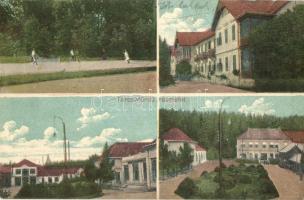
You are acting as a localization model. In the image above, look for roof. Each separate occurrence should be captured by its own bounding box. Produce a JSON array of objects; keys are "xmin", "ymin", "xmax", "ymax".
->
[
  {"xmin": 212, "ymin": 0, "xmax": 289, "ymax": 29},
  {"xmin": 195, "ymin": 144, "xmax": 206, "ymax": 151},
  {"xmin": 13, "ymin": 159, "xmax": 41, "ymax": 168},
  {"xmin": 161, "ymin": 128, "xmax": 195, "ymax": 143},
  {"xmin": 37, "ymin": 167, "xmax": 80, "ymax": 177},
  {"xmin": 175, "ymin": 30, "xmax": 215, "ymax": 46},
  {"xmin": 284, "ymin": 131, "xmax": 304, "ymax": 144},
  {"xmin": 238, "ymin": 128, "xmax": 290, "ymax": 140},
  {"xmin": 108, "ymin": 142, "xmax": 151, "ymax": 158},
  {"xmin": 280, "ymin": 143, "xmax": 304, "ymax": 153},
  {"xmin": 0, "ymin": 166, "xmax": 11, "ymax": 174}
]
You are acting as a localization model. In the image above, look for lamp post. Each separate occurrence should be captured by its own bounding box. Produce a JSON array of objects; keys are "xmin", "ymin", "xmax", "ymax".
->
[
  {"xmin": 218, "ymin": 98, "xmax": 229, "ymax": 196},
  {"xmin": 53, "ymin": 115, "xmax": 68, "ymax": 179}
]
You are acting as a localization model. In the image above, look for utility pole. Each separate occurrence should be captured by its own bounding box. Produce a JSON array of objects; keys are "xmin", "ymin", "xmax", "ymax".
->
[{"xmin": 54, "ymin": 116, "xmax": 68, "ymax": 180}]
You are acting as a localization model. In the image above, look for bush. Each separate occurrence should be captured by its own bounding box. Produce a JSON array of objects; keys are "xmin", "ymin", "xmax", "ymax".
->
[
  {"xmin": 233, "ymin": 69, "xmax": 240, "ymax": 76},
  {"xmin": 213, "ymin": 174, "xmax": 236, "ymax": 190},
  {"xmin": 238, "ymin": 174, "xmax": 251, "ymax": 184},
  {"xmin": 200, "ymin": 171, "xmax": 208, "ymax": 177},
  {"xmin": 259, "ymin": 178, "xmax": 279, "ymax": 197},
  {"xmin": 176, "ymin": 60, "xmax": 192, "ymax": 80},
  {"xmin": 255, "ymin": 79, "xmax": 304, "ymax": 92},
  {"xmin": 175, "ymin": 177, "xmax": 198, "ymax": 199}
]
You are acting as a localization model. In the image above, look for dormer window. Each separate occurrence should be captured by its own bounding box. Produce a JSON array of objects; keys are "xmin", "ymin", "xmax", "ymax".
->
[
  {"xmin": 16, "ymin": 169, "xmax": 21, "ymax": 175},
  {"xmin": 30, "ymin": 169, "xmax": 35, "ymax": 174}
]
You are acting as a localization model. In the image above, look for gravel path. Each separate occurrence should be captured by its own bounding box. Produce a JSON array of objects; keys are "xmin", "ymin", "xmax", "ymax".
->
[
  {"xmin": 264, "ymin": 165, "xmax": 304, "ymax": 200},
  {"xmin": 160, "ymin": 81, "xmax": 252, "ymax": 93},
  {"xmin": 100, "ymin": 189, "xmax": 156, "ymax": 199}
]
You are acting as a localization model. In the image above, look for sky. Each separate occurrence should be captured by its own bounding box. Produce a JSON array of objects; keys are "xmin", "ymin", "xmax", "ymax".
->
[
  {"xmin": 160, "ymin": 96, "xmax": 304, "ymax": 117},
  {"xmin": 0, "ymin": 96, "xmax": 157, "ymax": 164},
  {"xmin": 159, "ymin": 0, "xmax": 218, "ymax": 45}
]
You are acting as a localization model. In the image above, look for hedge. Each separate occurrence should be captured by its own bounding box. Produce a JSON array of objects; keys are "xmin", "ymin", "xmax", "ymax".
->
[{"xmin": 255, "ymin": 79, "xmax": 304, "ymax": 92}]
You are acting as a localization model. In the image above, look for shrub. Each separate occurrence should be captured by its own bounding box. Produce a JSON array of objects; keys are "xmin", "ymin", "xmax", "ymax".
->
[
  {"xmin": 255, "ymin": 79, "xmax": 304, "ymax": 92},
  {"xmin": 238, "ymin": 174, "xmax": 251, "ymax": 184},
  {"xmin": 200, "ymin": 171, "xmax": 208, "ymax": 177},
  {"xmin": 213, "ymin": 174, "xmax": 236, "ymax": 190},
  {"xmin": 233, "ymin": 69, "xmax": 240, "ymax": 76},
  {"xmin": 259, "ymin": 178, "xmax": 279, "ymax": 197},
  {"xmin": 176, "ymin": 60, "xmax": 192, "ymax": 80},
  {"xmin": 175, "ymin": 177, "xmax": 198, "ymax": 199}
]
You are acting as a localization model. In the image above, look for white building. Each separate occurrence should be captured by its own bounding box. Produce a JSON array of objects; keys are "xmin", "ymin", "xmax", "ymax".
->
[
  {"xmin": 101, "ymin": 140, "xmax": 157, "ymax": 191},
  {"xmin": 10, "ymin": 159, "xmax": 83, "ymax": 186},
  {"xmin": 161, "ymin": 128, "xmax": 207, "ymax": 166},
  {"xmin": 211, "ymin": 0, "xmax": 304, "ymax": 86}
]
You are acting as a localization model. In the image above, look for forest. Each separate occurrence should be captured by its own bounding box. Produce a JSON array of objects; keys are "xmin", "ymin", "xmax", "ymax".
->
[
  {"xmin": 0, "ymin": 0, "xmax": 156, "ymax": 59},
  {"xmin": 160, "ymin": 109, "xmax": 304, "ymax": 159}
]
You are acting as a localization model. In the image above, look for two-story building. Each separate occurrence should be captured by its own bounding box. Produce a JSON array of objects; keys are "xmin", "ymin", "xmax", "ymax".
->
[
  {"xmin": 161, "ymin": 128, "xmax": 207, "ymax": 166},
  {"xmin": 211, "ymin": 0, "xmax": 304, "ymax": 87},
  {"xmin": 99, "ymin": 140, "xmax": 157, "ymax": 191}
]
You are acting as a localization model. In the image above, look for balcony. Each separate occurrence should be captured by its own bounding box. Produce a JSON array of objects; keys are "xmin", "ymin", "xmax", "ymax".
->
[{"xmin": 194, "ymin": 49, "xmax": 215, "ymax": 62}]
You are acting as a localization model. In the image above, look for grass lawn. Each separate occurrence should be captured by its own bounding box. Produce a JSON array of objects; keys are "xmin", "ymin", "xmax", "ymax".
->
[
  {"xmin": 0, "ymin": 66, "xmax": 156, "ymax": 87},
  {"xmin": 0, "ymin": 56, "xmax": 31, "ymax": 63},
  {"xmin": 175, "ymin": 164, "xmax": 279, "ymax": 199}
]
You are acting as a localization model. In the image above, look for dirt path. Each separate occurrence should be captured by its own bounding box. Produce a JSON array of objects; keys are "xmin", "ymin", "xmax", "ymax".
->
[
  {"xmin": 0, "ymin": 71, "xmax": 156, "ymax": 93},
  {"xmin": 0, "ymin": 60, "xmax": 156, "ymax": 76},
  {"xmin": 159, "ymin": 160, "xmax": 237, "ymax": 199},
  {"xmin": 160, "ymin": 81, "xmax": 252, "ymax": 93},
  {"xmin": 264, "ymin": 165, "xmax": 304, "ymax": 200},
  {"xmin": 100, "ymin": 189, "xmax": 156, "ymax": 199}
]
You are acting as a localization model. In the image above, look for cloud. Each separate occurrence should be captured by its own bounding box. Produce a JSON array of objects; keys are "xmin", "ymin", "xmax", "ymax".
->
[
  {"xmin": 77, "ymin": 107, "xmax": 111, "ymax": 131},
  {"xmin": 203, "ymin": 99, "xmax": 224, "ymax": 110},
  {"xmin": 43, "ymin": 127, "xmax": 56, "ymax": 139},
  {"xmin": 238, "ymin": 98, "xmax": 275, "ymax": 116},
  {"xmin": 159, "ymin": 8, "xmax": 208, "ymax": 45},
  {"xmin": 0, "ymin": 121, "xmax": 29, "ymax": 141},
  {"xmin": 76, "ymin": 128, "xmax": 122, "ymax": 148}
]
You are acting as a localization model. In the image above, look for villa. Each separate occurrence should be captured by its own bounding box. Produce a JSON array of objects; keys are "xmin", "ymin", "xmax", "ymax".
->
[
  {"xmin": 237, "ymin": 128, "xmax": 304, "ymax": 163},
  {"xmin": 0, "ymin": 159, "xmax": 83, "ymax": 187},
  {"xmin": 98, "ymin": 140, "xmax": 157, "ymax": 191},
  {"xmin": 161, "ymin": 128, "xmax": 207, "ymax": 166},
  {"xmin": 170, "ymin": 0, "xmax": 304, "ymax": 87}
]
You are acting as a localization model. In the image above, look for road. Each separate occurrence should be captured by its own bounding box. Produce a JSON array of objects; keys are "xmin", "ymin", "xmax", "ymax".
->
[
  {"xmin": 159, "ymin": 160, "xmax": 237, "ymax": 199},
  {"xmin": 160, "ymin": 81, "xmax": 252, "ymax": 93},
  {"xmin": 0, "ymin": 71, "xmax": 156, "ymax": 93},
  {"xmin": 0, "ymin": 60, "xmax": 156, "ymax": 76},
  {"xmin": 100, "ymin": 189, "xmax": 156, "ymax": 199},
  {"xmin": 264, "ymin": 165, "xmax": 304, "ymax": 200}
]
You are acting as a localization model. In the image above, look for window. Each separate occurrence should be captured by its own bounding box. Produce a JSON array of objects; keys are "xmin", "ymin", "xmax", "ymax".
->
[
  {"xmin": 132, "ymin": 162, "xmax": 139, "ymax": 181},
  {"xmin": 217, "ymin": 32, "xmax": 222, "ymax": 46},
  {"xmin": 30, "ymin": 177, "xmax": 36, "ymax": 184},
  {"xmin": 225, "ymin": 29, "xmax": 228, "ymax": 43},
  {"xmin": 262, "ymin": 144, "xmax": 267, "ymax": 148},
  {"xmin": 225, "ymin": 57, "xmax": 229, "ymax": 71},
  {"xmin": 233, "ymin": 55, "xmax": 237, "ymax": 71},
  {"xmin": 16, "ymin": 169, "xmax": 21, "ymax": 175},
  {"xmin": 55, "ymin": 177, "xmax": 59, "ymax": 182},
  {"xmin": 30, "ymin": 169, "xmax": 35, "ymax": 174},
  {"xmin": 232, "ymin": 24, "xmax": 236, "ymax": 41},
  {"xmin": 15, "ymin": 177, "xmax": 21, "ymax": 186},
  {"xmin": 124, "ymin": 165, "xmax": 129, "ymax": 181},
  {"xmin": 208, "ymin": 41, "xmax": 211, "ymax": 49},
  {"xmin": 241, "ymin": 144, "xmax": 246, "ymax": 148},
  {"xmin": 22, "ymin": 169, "xmax": 29, "ymax": 176},
  {"xmin": 48, "ymin": 177, "xmax": 52, "ymax": 183},
  {"xmin": 217, "ymin": 58, "xmax": 222, "ymax": 72},
  {"xmin": 151, "ymin": 159, "xmax": 157, "ymax": 182},
  {"xmin": 249, "ymin": 144, "xmax": 253, "ymax": 148},
  {"xmin": 255, "ymin": 144, "xmax": 258, "ymax": 148}
]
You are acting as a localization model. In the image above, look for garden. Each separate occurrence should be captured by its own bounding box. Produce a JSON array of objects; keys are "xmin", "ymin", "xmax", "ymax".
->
[{"xmin": 175, "ymin": 164, "xmax": 279, "ymax": 199}]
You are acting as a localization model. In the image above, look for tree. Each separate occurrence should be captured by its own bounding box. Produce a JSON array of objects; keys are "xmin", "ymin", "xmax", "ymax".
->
[
  {"xmin": 176, "ymin": 60, "xmax": 192, "ymax": 80},
  {"xmin": 97, "ymin": 142, "xmax": 114, "ymax": 184},
  {"xmin": 84, "ymin": 155, "xmax": 98, "ymax": 182},
  {"xmin": 178, "ymin": 143, "xmax": 194, "ymax": 169},
  {"xmin": 159, "ymin": 38, "xmax": 174, "ymax": 86}
]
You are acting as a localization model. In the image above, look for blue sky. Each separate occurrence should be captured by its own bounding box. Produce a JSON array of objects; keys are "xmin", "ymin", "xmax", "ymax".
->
[
  {"xmin": 160, "ymin": 96, "xmax": 304, "ymax": 117},
  {"xmin": 0, "ymin": 96, "xmax": 157, "ymax": 164},
  {"xmin": 159, "ymin": 0, "xmax": 218, "ymax": 45}
]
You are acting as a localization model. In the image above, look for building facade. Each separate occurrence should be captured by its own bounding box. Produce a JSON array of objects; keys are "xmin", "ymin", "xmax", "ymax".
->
[
  {"xmin": 169, "ymin": 0, "xmax": 304, "ymax": 87},
  {"xmin": 161, "ymin": 128, "xmax": 207, "ymax": 166},
  {"xmin": 104, "ymin": 140, "xmax": 157, "ymax": 191},
  {"xmin": 6, "ymin": 159, "xmax": 83, "ymax": 187}
]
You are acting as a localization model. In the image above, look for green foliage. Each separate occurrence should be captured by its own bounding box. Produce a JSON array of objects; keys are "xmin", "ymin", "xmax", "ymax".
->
[
  {"xmin": 175, "ymin": 177, "xmax": 198, "ymax": 199},
  {"xmin": 176, "ymin": 60, "xmax": 192, "ymax": 80},
  {"xmin": 0, "ymin": 0, "xmax": 156, "ymax": 60},
  {"xmin": 181, "ymin": 164, "xmax": 279, "ymax": 199},
  {"xmin": 178, "ymin": 143, "xmax": 194, "ymax": 169},
  {"xmin": 255, "ymin": 79, "xmax": 304, "ymax": 92},
  {"xmin": 159, "ymin": 38, "xmax": 174, "ymax": 86},
  {"xmin": 98, "ymin": 142, "xmax": 114, "ymax": 183},
  {"xmin": 249, "ymin": 5, "xmax": 304, "ymax": 80},
  {"xmin": 159, "ymin": 109, "xmax": 304, "ymax": 160},
  {"xmin": 15, "ymin": 180, "xmax": 102, "ymax": 198}
]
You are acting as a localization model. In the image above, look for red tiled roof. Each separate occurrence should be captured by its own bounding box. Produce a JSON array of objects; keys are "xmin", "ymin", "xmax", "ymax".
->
[
  {"xmin": 195, "ymin": 144, "xmax": 206, "ymax": 151},
  {"xmin": 13, "ymin": 159, "xmax": 41, "ymax": 168},
  {"xmin": 219, "ymin": 0, "xmax": 289, "ymax": 19},
  {"xmin": 37, "ymin": 167, "xmax": 80, "ymax": 177},
  {"xmin": 238, "ymin": 128, "xmax": 290, "ymax": 140},
  {"xmin": 175, "ymin": 30, "xmax": 215, "ymax": 46},
  {"xmin": 162, "ymin": 128, "xmax": 194, "ymax": 143},
  {"xmin": 108, "ymin": 142, "xmax": 151, "ymax": 158},
  {"xmin": 284, "ymin": 131, "xmax": 304, "ymax": 144},
  {"xmin": 0, "ymin": 166, "xmax": 11, "ymax": 174}
]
